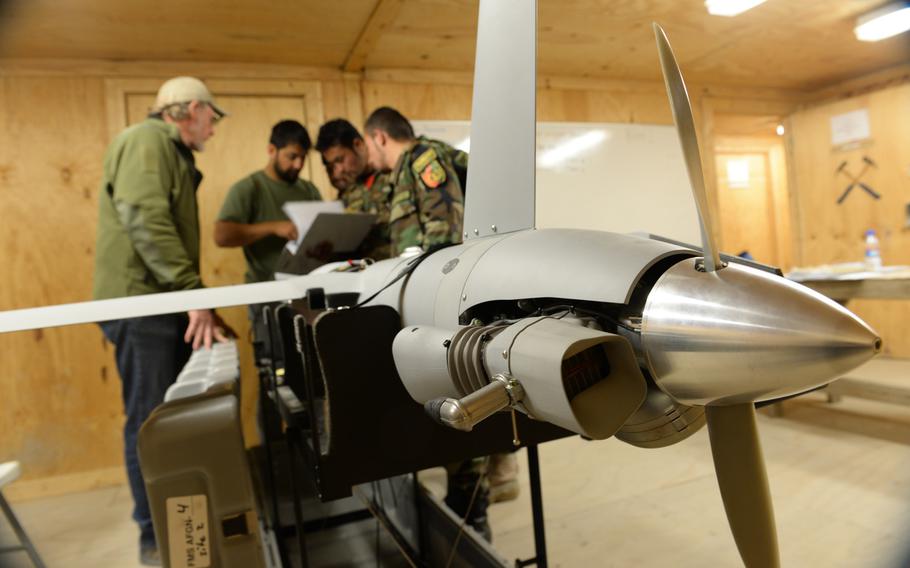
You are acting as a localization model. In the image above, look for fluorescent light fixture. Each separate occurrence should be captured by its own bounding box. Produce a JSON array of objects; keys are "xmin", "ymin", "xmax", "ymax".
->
[
  {"xmin": 538, "ymin": 130, "xmax": 608, "ymax": 169},
  {"xmin": 705, "ymin": 0, "xmax": 767, "ymax": 17},
  {"xmin": 455, "ymin": 136, "xmax": 471, "ymax": 152},
  {"xmin": 776, "ymin": 123, "xmax": 785, "ymax": 136},
  {"xmin": 855, "ymin": 1, "xmax": 910, "ymax": 41}
]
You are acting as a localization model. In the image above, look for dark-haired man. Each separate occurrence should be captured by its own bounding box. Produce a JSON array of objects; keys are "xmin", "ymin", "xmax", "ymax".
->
[
  {"xmin": 315, "ymin": 118, "xmax": 392, "ymax": 259},
  {"xmin": 215, "ymin": 119, "xmax": 322, "ymax": 283},
  {"xmin": 361, "ymin": 106, "xmax": 507, "ymax": 539},
  {"xmin": 363, "ymin": 106, "xmax": 467, "ymax": 256}
]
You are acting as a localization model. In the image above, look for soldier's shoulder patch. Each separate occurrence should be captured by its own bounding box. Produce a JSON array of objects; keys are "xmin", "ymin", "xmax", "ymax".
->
[
  {"xmin": 411, "ymin": 145, "xmax": 438, "ymax": 174},
  {"xmin": 419, "ymin": 160, "xmax": 447, "ymax": 189}
]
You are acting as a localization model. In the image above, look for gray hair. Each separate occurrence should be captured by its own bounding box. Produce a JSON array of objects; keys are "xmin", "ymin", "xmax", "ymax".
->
[{"xmin": 158, "ymin": 102, "xmax": 192, "ymax": 121}]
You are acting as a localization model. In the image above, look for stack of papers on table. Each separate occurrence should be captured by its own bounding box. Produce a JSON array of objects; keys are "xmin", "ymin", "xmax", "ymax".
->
[{"xmin": 787, "ymin": 262, "xmax": 910, "ymax": 282}]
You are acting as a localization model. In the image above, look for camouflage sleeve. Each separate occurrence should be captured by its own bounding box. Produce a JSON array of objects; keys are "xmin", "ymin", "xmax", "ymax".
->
[
  {"xmin": 411, "ymin": 147, "xmax": 465, "ymax": 252},
  {"xmin": 341, "ymin": 183, "xmax": 365, "ymax": 212},
  {"xmin": 387, "ymin": 170, "xmax": 422, "ymax": 255}
]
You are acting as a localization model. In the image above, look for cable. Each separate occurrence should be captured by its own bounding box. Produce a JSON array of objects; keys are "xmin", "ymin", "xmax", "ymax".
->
[
  {"xmin": 373, "ymin": 480, "xmax": 381, "ymax": 568},
  {"xmin": 539, "ymin": 303, "xmax": 637, "ymax": 333},
  {"xmin": 354, "ymin": 245, "xmax": 454, "ymax": 308},
  {"xmin": 444, "ymin": 456, "xmax": 491, "ymax": 568},
  {"xmin": 356, "ymin": 483, "xmax": 419, "ymax": 568}
]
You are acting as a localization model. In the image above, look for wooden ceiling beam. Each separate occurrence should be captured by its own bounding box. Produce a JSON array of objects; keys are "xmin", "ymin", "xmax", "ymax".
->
[
  {"xmin": 0, "ymin": 58, "xmax": 345, "ymax": 81},
  {"xmin": 343, "ymin": 0, "xmax": 405, "ymax": 73},
  {"xmin": 807, "ymin": 63, "xmax": 910, "ymax": 105}
]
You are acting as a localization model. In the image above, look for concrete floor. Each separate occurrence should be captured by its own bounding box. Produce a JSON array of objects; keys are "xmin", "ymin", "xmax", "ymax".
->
[{"xmin": 3, "ymin": 373, "xmax": 910, "ymax": 567}]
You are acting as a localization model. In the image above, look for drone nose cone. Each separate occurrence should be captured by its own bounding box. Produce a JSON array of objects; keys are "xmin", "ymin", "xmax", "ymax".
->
[{"xmin": 641, "ymin": 258, "xmax": 880, "ymax": 406}]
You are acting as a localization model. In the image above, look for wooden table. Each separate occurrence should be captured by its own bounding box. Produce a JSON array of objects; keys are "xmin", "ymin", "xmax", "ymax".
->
[
  {"xmin": 799, "ymin": 275, "xmax": 910, "ymax": 302},
  {"xmin": 785, "ymin": 271, "xmax": 910, "ymax": 410}
]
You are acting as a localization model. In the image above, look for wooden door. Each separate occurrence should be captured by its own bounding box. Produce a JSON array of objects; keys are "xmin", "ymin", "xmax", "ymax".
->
[{"xmin": 715, "ymin": 153, "xmax": 778, "ymax": 266}]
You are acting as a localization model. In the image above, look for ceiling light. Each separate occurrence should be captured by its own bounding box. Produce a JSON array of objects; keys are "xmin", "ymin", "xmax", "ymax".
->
[
  {"xmin": 776, "ymin": 124, "xmax": 785, "ymax": 136},
  {"xmin": 705, "ymin": 0, "xmax": 767, "ymax": 17},
  {"xmin": 855, "ymin": 2, "xmax": 910, "ymax": 41}
]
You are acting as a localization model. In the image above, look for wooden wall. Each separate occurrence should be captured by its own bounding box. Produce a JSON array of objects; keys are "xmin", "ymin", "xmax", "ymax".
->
[
  {"xmin": 0, "ymin": 58, "xmax": 808, "ymax": 498},
  {"xmin": 0, "ymin": 61, "xmax": 353, "ymax": 500},
  {"xmin": 788, "ymin": 82, "xmax": 910, "ymax": 357}
]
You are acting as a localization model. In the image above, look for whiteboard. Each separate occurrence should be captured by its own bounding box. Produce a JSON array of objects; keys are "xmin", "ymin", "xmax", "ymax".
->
[{"xmin": 413, "ymin": 120, "xmax": 700, "ymax": 245}]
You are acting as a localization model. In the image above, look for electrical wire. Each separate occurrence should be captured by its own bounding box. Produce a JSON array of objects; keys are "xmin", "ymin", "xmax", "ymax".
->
[
  {"xmin": 354, "ymin": 245, "xmax": 454, "ymax": 308},
  {"xmin": 444, "ymin": 456, "xmax": 491, "ymax": 568},
  {"xmin": 538, "ymin": 303, "xmax": 638, "ymax": 333}
]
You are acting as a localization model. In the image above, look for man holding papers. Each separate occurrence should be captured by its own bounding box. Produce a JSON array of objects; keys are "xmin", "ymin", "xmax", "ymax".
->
[
  {"xmin": 316, "ymin": 118, "xmax": 393, "ymax": 260},
  {"xmin": 215, "ymin": 120, "xmax": 322, "ymax": 282}
]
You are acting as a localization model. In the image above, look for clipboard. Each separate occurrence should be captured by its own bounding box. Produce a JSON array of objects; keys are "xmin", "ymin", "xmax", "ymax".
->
[
  {"xmin": 275, "ymin": 212, "xmax": 378, "ymax": 276},
  {"xmin": 296, "ymin": 212, "xmax": 377, "ymax": 255}
]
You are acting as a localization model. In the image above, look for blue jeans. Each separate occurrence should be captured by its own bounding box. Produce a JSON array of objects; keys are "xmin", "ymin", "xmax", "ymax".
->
[{"xmin": 100, "ymin": 313, "xmax": 192, "ymax": 549}]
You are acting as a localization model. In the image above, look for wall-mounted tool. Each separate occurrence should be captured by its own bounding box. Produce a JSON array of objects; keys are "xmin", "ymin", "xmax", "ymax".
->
[{"xmin": 836, "ymin": 155, "xmax": 881, "ymax": 204}]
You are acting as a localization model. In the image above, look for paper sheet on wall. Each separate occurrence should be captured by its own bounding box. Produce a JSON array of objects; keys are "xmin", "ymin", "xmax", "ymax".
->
[
  {"xmin": 283, "ymin": 200, "xmax": 344, "ymax": 254},
  {"xmin": 830, "ymin": 109, "xmax": 870, "ymax": 146}
]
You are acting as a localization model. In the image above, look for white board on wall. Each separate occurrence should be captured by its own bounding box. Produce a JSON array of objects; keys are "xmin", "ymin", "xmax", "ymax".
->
[{"xmin": 413, "ymin": 120, "xmax": 700, "ymax": 245}]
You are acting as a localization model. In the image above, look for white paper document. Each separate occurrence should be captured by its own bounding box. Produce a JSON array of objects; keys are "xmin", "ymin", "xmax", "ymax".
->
[
  {"xmin": 283, "ymin": 200, "xmax": 344, "ymax": 254},
  {"xmin": 830, "ymin": 109, "xmax": 870, "ymax": 146}
]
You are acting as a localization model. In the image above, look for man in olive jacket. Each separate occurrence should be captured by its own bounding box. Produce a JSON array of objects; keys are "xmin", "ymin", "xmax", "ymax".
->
[{"xmin": 93, "ymin": 76, "xmax": 228, "ymax": 566}]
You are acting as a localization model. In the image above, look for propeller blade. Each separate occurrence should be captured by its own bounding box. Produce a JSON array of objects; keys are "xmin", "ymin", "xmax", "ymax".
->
[
  {"xmin": 706, "ymin": 403, "xmax": 780, "ymax": 568},
  {"xmin": 653, "ymin": 23, "xmax": 723, "ymax": 272}
]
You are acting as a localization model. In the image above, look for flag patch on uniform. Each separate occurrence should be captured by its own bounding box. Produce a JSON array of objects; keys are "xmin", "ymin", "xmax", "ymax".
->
[
  {"xmin": 412, "ymin": 147, "xmax": 437, "ymax": 172},
  {"xmin": 420, "ymin": 161, "xmax": 447, "ymax": 188}
]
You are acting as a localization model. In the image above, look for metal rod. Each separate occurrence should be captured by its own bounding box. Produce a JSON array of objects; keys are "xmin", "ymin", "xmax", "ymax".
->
[
  {"xmin": 0, "ymin": 491, "xmax": 47, "ymax": 568},
  {"xmin": 527, "ymin": 445, "xmax": 548, "ymax": 568},
  {"xmin": 285, "ymin": 432, "xmax": 310, "ymax": 568}
]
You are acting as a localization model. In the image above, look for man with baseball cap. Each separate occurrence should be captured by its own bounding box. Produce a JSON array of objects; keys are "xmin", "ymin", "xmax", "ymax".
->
[{"xmin": 93, "ymin": 76, "xmax": 229, "ymax": 565}]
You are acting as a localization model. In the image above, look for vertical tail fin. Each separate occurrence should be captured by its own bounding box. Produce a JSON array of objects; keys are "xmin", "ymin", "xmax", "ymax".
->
[{"xmin": 462, "ymin": 0, "xmax": 537, "ymax": 240}]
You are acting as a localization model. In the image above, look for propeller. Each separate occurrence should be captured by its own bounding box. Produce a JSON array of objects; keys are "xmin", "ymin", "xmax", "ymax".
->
[
  {"xmin": 706, "ymin": 404, "xmax": 780, "ymax": 568},
  {"xmin": 653, "ymin": 23, "xmax": 723, "ymax": 273},
  {"xmin": 653, "ymin": 23, "xmax": 779, "ymax": 567}
]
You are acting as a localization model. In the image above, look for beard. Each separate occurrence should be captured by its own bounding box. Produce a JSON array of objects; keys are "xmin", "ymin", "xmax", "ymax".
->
[{"xmin": 275, "ymin": 165, "xmax": 301, "ymax": 184}]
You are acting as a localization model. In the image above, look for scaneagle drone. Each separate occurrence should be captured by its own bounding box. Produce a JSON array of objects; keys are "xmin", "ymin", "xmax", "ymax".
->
[{"xmin": 0, "ymin": 2, "xmax": 880, "ymax": 567}]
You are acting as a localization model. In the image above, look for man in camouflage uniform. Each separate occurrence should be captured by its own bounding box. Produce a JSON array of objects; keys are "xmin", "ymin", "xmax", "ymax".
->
[
  {"xmin": 363, "ymin": 107, "xmax": 467, "ymax": 257},
  {"xmin": 360, "ymin": 106, "xmax": 498, "ymax": 538},
  {"xmin": 316, "ymin": 118, "xmax": 392, "ymax": 260}
]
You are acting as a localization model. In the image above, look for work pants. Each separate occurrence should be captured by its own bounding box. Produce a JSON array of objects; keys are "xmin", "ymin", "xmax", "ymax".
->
[
  {"xmin": 445, "ymin": 457, "xmax": 491, "ymax": 539},
  {"xmin": 100, "ymin": 313, "xmax": 192, "ymax": 549}
]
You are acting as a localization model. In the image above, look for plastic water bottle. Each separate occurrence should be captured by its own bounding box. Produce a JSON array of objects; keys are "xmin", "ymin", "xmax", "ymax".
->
[{"xmin": 864, "ymin": 229, "xmax": 882, "ymax": 271}]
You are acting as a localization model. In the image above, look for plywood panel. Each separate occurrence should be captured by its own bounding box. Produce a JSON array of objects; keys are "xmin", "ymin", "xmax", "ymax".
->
[
  {"xmin": 362, "ymin": 80, "xmax": 674, "ymax": 125},
  {"xmin": 789, "ymin": 83, "xmax": 910, "ymax": 356},
  {"xmin": 365, "ymin": 0, "xmax": 908, "ymax": 90},
  {"xmin": 0, "ymin": 0, "xmax": 378, "ymax": 67},
  {"xmin": 362, "ymin": 80, "xmax": 474, "ymax": 120},
  {"xmin": 0, "ymin": 69, "xmax": 346, "ymax": 493},
  {"xmin": 0, "ymin": 76, "xmax": 123, "ymax": 480}
]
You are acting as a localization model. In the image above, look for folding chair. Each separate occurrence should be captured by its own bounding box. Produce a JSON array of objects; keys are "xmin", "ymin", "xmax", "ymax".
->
[{"xmin": 0, "ymin": 461, "xmax": 46, "ymax": 567}]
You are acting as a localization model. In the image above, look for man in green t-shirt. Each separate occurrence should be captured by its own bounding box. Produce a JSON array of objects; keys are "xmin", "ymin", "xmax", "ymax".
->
[{"xmin": 215, "ymin": 120, "xmax": 323, "ymax": 282}]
